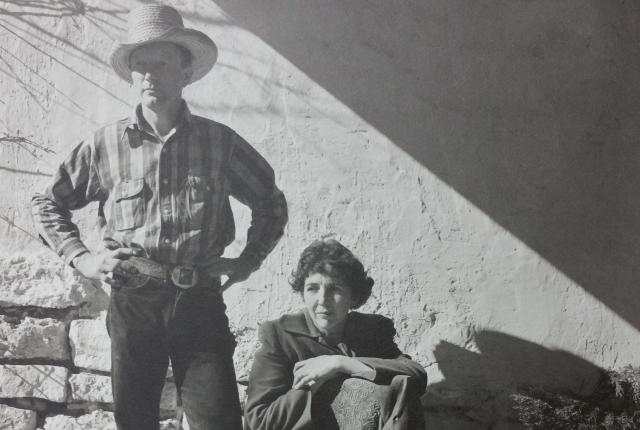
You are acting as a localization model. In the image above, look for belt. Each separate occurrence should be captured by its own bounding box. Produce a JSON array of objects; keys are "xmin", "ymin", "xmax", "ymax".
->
[{"xmin": 120, "ymin": 256, "xmax": 206, "ymax": 290}]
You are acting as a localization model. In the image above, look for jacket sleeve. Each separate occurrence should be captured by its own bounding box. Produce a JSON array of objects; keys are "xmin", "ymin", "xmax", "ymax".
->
[
  {"xmin": 31, "ymin": 138, "xmax": 104, "ymax": 266},
  {"xmin": 244, "ymin": 321, "xmax": 313, "ymax": 430},
  {"xmin": 354, "ymin": 316, "xmax": 428, "ymax": 390},
  {"xmin": 226, "ymin": 131, "xmax": 287, "ymax": 271}
]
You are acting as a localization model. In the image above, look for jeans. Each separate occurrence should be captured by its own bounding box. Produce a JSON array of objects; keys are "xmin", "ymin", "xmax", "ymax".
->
[{"xmin": 107, "ymin": 279, "xmax": 242, "ymax": 430}]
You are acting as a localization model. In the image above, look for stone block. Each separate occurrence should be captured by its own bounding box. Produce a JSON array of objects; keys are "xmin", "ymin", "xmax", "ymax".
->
[
  {"xmin": 0, "ymin": 404, "xmax": 37, "ymax": 430},
  {"xmin": 69, "ymin": 372, "xmax": 176, "ymax": 410},
  {"xmin": 0, "ymin": 365, "xmax": 69, "ymax": 402},
  {"xmin": 43, "ymin": 410, "xmax": 115, "ymax": 430},
  {"xmin": 160, "ymin": 419, "xmax": 179, "ymax": 430},
  {"xmin": 69, "ymin": 318, "xmax": 111, "ymax": 372},
  {"xmin": 0, "ymin": 255, "xmax": 108, "ymax": 313},
  {"xmin": 160, "ymin": 381, "xmax": 177, "ymax": 411},
  {"xmin": 0, "ymin": 315, "xmax": 69, "ymax": 360},
  {"xmin": 69, "ymin": 372, "xmax": 112, "ymax": 403}
]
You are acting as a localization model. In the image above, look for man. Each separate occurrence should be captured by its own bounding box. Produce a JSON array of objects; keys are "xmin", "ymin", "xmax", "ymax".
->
[{"xmin": 31, "ymin": 4, "xmax": 287, "ymax": 430}]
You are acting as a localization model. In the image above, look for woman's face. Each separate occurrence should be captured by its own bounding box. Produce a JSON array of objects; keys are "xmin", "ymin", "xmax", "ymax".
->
[{"xmin": 303, "ymin": 272, "xmax": 355, "ymax": 338}]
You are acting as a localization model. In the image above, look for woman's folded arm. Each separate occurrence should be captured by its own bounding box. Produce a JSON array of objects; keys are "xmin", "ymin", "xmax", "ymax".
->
[{"xmin": 244, "ymin": 321, "xmax": 313, "ymax": 430}]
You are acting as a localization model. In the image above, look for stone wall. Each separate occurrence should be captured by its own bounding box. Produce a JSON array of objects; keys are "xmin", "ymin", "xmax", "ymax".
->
[
  {"xmin": 2, "ymin": 0, "xmax": 640, "ymax": 429},
  {"xmin": 0, "ymin": 255, "xmax": 183, "ymax": 428}
]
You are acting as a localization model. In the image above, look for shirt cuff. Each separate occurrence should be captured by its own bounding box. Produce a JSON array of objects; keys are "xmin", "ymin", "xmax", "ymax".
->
[{"xmin": 59, "ymin": 239, "xmax": 90, "ymax": 268}]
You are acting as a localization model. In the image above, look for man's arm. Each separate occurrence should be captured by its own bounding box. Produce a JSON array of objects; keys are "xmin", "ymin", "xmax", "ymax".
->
[
  {"xmin": 31, "ymin": 138, "xmax": 102, "ymax": 266},
  {"xmin": 31, "ymin": 138, "xmax": 138, "ymax": 286},
  {"xmin": 213, "ymin": 130, "xmax": 288, "ymax": 289}
]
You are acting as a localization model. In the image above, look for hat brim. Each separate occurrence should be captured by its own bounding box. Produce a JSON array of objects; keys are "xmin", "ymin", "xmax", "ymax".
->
[{"xmin": 109, "ymin": 27, "xmax": 218, "ymax": 84}]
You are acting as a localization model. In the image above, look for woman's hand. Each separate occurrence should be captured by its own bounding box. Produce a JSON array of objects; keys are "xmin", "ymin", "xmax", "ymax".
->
[
  {"xmin": 292, "ymin": 355, "xmax": 345, "ymax": 390},
  {"xmin": 292, "ymin": 356, "xmax": 374, "ymax": 390}
]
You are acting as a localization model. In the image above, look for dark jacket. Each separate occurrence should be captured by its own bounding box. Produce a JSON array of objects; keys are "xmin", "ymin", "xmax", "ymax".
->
[{"xmin": 244, "ymin": 311, "xmax": 428, "ymax": 430}]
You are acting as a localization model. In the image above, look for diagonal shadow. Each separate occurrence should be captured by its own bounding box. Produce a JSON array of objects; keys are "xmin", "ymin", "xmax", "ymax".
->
[
  {"xmin": 0, "ymin": 134, "xmax": 55, "ymax": 157},
  {"xmin": 0, "ymin": 20, "xmax": 129, "ymax": 106},
  {"xmin": 0, "ymin": 165, "xmax": 52, "ymax": 176},
  {"xmin": 0, "ymin": 0, "xmax": 130, "ymax": 106},
  {"xmin": 0, "ymin": 44, "xmax": 87, "ymax": 114},
  {"xmin": 3, "ymin": 364, "xmax": 67, "ymax": 401},
  {"xmin": 0, "ymin": 1, "xmax": 127, "ymax": 65},
  {"xmin": 0, "ymin": 213, "xmax": 39, "ymax": 242},
  {"xmin": 210, "ymin": 0, "xmax": 640, "ymax": 331}
]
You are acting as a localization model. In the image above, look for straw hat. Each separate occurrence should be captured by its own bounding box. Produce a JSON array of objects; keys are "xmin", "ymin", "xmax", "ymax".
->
[{"xmin": 109, "ymin": 4, "xmax": 217, "ymax": 84}]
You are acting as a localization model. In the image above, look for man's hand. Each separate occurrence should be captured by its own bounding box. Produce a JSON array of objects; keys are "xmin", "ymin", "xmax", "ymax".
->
[
  {"xmin": 72, "ymin": 248, "xmax": 139, "ymax": 288},
  {"xmin": 204, "ymin": 257, "xmax": 255, "ymax": 292}
]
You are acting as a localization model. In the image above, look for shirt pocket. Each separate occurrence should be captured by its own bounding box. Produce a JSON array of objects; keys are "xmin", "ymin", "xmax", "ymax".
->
[
  {"xmin": 185, "ymin": 175, "xmax": 213, "ymax": 229},
  {"xmin": 113, "ymin": 178, "xmax": 146, "ymax": 231}
]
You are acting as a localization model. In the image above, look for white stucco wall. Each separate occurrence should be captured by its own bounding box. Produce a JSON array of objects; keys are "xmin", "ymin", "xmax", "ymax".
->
[{"xmin": 1, "ymin": 0, "xmax": 639, "ymax": 427}]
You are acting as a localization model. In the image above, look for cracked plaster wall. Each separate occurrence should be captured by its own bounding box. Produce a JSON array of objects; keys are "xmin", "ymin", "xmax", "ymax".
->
[{"xmin": 0, "ymin": 0, "xmax": 639, "ymax": 428}]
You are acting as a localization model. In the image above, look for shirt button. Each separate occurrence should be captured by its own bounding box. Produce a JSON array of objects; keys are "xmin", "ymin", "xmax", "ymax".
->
[{"xmin": 162, "ymin": 178, "xmax": 169, "ymax": 185}]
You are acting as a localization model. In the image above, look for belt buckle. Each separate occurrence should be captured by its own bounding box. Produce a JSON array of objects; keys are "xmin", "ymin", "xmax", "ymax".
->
[{"xmin": 170, "ymin": 265, "xmax": 199, "ymax": 290}]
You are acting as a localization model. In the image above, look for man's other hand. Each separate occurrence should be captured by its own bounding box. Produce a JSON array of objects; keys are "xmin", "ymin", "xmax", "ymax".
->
[
  {"xmin": 72, "ymin": 248, "xmax": 140, "ymax": 288},
  {"xmin": 204, "ymin": 257, "xmax": 255, "ymax": 292}
]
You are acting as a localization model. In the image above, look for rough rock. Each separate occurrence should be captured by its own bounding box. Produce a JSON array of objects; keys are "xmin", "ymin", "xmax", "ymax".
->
[
  {"xmin": 160, "ymin": 419, "xmax": 179, "ymax": 430},
  {"xmin": 0, "ymin": 315, "xmax": 69, "ymax": 360},
  {"xmin": 0, "ymin": 255, "xmax": 108, "ymax": 312},
  {"xmin": 69, "ymin": 318, "xmax": 111, "ymax": 372},
  {"xmin": 0, "ymin": 404, "xmax": 37, "ymax": 430},
  {"xmin": 160, "ymin": 381, "xmax": 178, "ymax": 411},
  {"xmin": 42, "ymin": 408, "xmax": 177, "ymax": 430},
  {"xmin": 0, "ymin": 365, "xmax": 69, "ymax": 402},
  {"xmin": 43, "ymin": 410, "xmax": 114, "ymax": 430},
  {"xmin": 231, "ymin": 324, "xmax": 259, "ymax": 381},
  {"xmin": 69, "ymin": 373, "xmax": 113, "ymax": 403},
  {"xmin": 237, "ymin": 383, "xmax": 248, "ymax": 410},
  {"xmin": 69, "ymin": 372, "xmax": 177, "ymax": 410}
]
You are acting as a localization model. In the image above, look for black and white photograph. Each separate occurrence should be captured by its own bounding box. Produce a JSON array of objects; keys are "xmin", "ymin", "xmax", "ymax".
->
[{"xmin": 0, "ymin": 1, "xmax": 638, "ymax": 429}]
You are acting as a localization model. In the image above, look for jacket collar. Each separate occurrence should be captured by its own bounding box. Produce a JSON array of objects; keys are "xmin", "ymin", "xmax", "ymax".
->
[{"xmin": 280, "ymin": 309, "xmax": 322, "ymax": 338}]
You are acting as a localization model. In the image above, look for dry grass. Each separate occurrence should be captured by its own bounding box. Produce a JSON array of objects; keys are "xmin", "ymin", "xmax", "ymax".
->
[{"xmin": 512, "ymin": 366, "xmax": 640, "ymax": 430}]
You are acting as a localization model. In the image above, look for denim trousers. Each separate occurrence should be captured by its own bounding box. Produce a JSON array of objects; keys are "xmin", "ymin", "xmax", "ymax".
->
[{"xmin": 107, "ymin": 279, "xmax": 243, "ymax": 430}]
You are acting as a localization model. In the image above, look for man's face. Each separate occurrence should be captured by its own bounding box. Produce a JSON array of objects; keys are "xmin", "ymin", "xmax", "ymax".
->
[{"xmin": 130, "ymin": 42, "xmax": 192, "ymax": 109}]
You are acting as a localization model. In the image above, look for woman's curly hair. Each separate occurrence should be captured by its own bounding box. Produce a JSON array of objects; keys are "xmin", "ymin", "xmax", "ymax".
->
[{"xmin": 290, "ymin": 239, "xmax": 374, "ymax": 309}]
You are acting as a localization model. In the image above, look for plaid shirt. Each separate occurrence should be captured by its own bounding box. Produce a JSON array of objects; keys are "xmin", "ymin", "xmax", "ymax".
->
[{"xmin": 32, "ymin": 103, "xmax": 287, "ymax": 271}]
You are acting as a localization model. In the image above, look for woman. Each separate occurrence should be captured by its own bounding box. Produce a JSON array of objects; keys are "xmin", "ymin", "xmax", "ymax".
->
[{"xmin": 244, "ymin": 239, "xmax": 428, "ymax": 430}]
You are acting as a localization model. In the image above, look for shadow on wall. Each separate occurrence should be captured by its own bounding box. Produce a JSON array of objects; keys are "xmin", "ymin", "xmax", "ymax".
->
[
  {"xmin": 0, "ymin": 0, "xmax": 130, "ymax": 108},
  {"xmin": 210, "ymin": 0, "xmax": 640, "ymax": 330},
  {"xmin": 426, "ymin": 330, "xmax": 603, "ymax": 425}
]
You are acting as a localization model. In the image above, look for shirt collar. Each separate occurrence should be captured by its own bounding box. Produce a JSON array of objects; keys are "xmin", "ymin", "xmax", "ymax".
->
[{"xmin": 125, "ymin": 100, "xmax": 193, "ymax": 134}]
